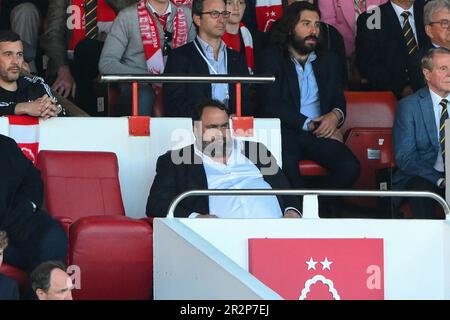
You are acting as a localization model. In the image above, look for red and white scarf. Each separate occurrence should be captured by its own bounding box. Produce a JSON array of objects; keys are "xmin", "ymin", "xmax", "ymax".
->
[
  {"xmin": 255, "ymin": 0, "xmax": 282, "ymax": 33},
  {"xmin": 222, "ymin": 23, "xmax": 254, "ymax": 74},
  {"xmin": 69, "ymin": 0, "xmax": 117, "ymax": 50},
  {"xmin": 137, "ymin": 0, "xmax": 188, "ymax": 75},
  {"xmin": 172, "ymin": 0, "xmax": 192, "ymax": 8},
  {"xmin": 7, "ymin": 115, "xmax": 39, "ymax": 166}
]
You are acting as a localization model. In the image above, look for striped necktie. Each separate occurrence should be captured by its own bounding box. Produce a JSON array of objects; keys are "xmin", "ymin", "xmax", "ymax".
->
[
  {"xmin": 354, "ymin": 0, "xmax": 366, "ymax": 15},
  {"xmin": 401, "ymin": 11, "xmax": 418, "ymax": 56},
  {"xmin": 440, "ymin": 98, "xmax": 449, "ymax": 164},
  {"xmin": 85, "ymin": 0, "xmax": 98, "ymax": 39}
]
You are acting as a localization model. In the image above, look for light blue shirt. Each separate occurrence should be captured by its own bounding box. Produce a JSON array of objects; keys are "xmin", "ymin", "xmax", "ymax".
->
[
  {"xmin": 195, "ymin": 36, "xmax": 229, "ymax": 105},
  {"xmin": 292, "ymin": 52, "xmax": 321, "ymax": 131},
  {"xmin": 429, "ymin": 89, "xmax": 450, "ymax": 173},
  {"xmin": 193, "ymin": 139, "xmax": 283, "ymax": 218},
  {"xmin": 391, "ymin": 2, "xmax": 418, "ymax": 45}
]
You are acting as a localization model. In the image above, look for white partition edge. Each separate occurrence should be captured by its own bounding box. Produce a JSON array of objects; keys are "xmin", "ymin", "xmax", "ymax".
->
[{"xmin": 153, "ymin": 218, "xmax": 282, "ymax": 300}]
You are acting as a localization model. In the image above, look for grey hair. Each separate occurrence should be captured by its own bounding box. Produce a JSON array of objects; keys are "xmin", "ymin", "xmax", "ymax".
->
[
  {"xmin": 424, "ymin": 0, "xmax": 450, "ymax": 26},
  {"xmin": 422, "ymin": 47, "xmax": 450, "ymax": 71}
]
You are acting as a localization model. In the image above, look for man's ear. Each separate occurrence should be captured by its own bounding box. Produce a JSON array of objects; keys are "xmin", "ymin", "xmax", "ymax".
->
[
  {"xmin": 423, "ymin": 68, "xmax": 431, "ymax": 82},
  {"xmin": 193, "ymin": 14, "xmax": 201, "ymax": 28},
  {"xmin": 425, "ymin": 24, "xmax": 433, "ymax": 40},
  {"xmin": 36, "ymin": 289, "xmax": 46, "ymax": 300}
]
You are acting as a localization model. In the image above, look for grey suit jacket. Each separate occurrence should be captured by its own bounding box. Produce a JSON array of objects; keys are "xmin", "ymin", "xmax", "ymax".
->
[{"xmin": 393, "ymin": 87, "xmax": 444, "ymax": 189}]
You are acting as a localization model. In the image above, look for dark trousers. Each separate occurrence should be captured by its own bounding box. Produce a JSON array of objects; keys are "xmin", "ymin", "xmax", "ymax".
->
[
  {"xmin": 4, "ymin": 210, "xmax": 68, "ymax": 273},
  {"xmin": 404, "ymin": 176, "xmax": 445, "ymax": 219},
  {"xmin": 73, "ymin": 39, "xmax": 104, "ymax": 115},
  {"xmin": 282, "ymin": 130, "xmax": 360, "ymax": 217}
]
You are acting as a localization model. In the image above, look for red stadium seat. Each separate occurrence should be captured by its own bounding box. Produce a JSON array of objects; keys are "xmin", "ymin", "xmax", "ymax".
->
[
  {"xmin": 38, "ymin": 151, "xmax": 125, "ymax": 228},
  {"xmin": 68, "ymin": 216, "xmax": 153, "ymax": 300},
  {"xmin": 299, "ymin": 91, "xmax": 397, "ymax": 179},
  {"xmin": 0, "ymin": 263, "xmax": 28, "ymax": 291}
]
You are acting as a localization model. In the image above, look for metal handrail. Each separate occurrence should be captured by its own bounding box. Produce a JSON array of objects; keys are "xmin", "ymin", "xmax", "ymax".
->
[
  {"xmin": 100, "ymin": 74, "xmax": 275, "ymax": 84},
  {"xmin": 166, "ymin": 189, "xmax": 450, "ymax": 218}
]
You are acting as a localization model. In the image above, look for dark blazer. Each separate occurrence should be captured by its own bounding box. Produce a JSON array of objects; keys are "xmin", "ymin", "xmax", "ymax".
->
[
  {"xmin": 0, "ymin": 274, "xmax": 20, "ymax": 300},
  {"xmin": 0, "ymin": 134, "xmax": 52, "ymax": 244},
  {"xmin": 393, "ymin": 87, "xmax": 444, "ymax": 190},
  {"xmin": 355, "ymin": 1, "xmax": 430, "ymax": 97},
  {"xmin": 256, "ymin": 46, "xmax": 346, "ymax": 135},
  {"xmin": 163, "ymin": 39, "xmax": 251, "ymax": 117},
  {"xmin": 146, "ymin": 141, "xmax": 301, "ymax": 217}
]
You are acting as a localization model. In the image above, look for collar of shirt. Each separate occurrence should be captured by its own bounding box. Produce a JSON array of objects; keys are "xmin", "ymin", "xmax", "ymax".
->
[
  {"xmin": 147, "ymin": 1, "xmax": 172, "ymax": 16},
  {"xmin": 429, "ymin": 88, "xmax": 450, "ymax": 111},
  {"xmin": 291, "ymin": 51, "xmax": 317, "ymax": 71},
  {"xmin": 390, "ymin": 1, "xmax": 414, "ymax": 24},
  {"xmin": 194, "ymin": 138, "xmax": 241, "ymax": 166},
  {"xmin": 196, "ymin": 36, "xmax": 227, "ymax": 60}
]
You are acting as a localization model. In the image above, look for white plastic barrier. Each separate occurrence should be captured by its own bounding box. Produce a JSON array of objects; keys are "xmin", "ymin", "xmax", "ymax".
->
[
  {"xmin": 154, "ymin": 218, "xmax": 450, "ymax": 300},
  {"xmin": 0, "ymin": 117, "xmax": 282, "ymax": 218}
]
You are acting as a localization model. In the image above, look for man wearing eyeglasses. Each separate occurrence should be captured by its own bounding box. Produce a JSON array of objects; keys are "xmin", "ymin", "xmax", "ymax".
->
[
  {"xmin": 163, "ymin": 0, "xmax": 251, "ymax": 117},
  {"xmin": 99, "ymin": 0, "xmax": 197, "ymax": 115},
  {"xmin": 424, "ymin": 0, "xmax": 450, "ymax": 50}
]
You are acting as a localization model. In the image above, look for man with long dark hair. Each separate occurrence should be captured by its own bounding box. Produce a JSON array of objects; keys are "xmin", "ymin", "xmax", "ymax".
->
[{"xmin": 257, "ymin": 1, "xmax": 360, "ymax": 217}]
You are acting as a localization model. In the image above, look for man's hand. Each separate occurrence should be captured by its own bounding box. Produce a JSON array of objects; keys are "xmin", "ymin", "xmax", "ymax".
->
[
  {"xmin": 36, "ymin": 95, "xmax": 60, "ymax": 119},
  {"xmin": 311, "ymin": 110, "xmax": 340, "ymax": 138},
  {"xmin": 15, "ymin": 95, "xmax": 61, "ymax": 119},
  {"xmin": 52, "ymin": 65, "xmax": 76, "ymax": 98},
  {"xmin": 283, "ymin": 209, "xmax": 301, "ymax": 218},
  {"xmin": 196, "ymin": 214, "xmax": 218, "ymax": 218}
]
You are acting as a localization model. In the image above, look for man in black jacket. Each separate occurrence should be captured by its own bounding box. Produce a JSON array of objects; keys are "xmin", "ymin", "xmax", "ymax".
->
[
  {"xmin": 163, "ymin": 0, "xmax": 251, "ymax": 117},
  {"xmin": 257, "ymin": 2, "xmax": 360, "ymax": 217},
  {"xmin": 147, "ymin": 99, "xmax": 302, "ymax": 218},
  {"xmin": 0, "ymin": 134, "xmax": 67, "ymax": 279},
  {"xmin": 0, "ymin": 31, "xmax": 62, "ymax": 118}
]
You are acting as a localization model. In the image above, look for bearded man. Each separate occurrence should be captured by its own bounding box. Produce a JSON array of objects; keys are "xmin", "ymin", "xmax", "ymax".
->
[
  {"xmin": 146, "ymin": 99, "xmax": 302, "ymax": 218},
  {"xmin": 256, "ymin": 1, "xmax": 360, "ymax": 217}
]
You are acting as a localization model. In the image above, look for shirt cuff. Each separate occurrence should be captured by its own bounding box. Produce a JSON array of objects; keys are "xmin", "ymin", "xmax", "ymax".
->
[
  {"xmin": 332, "ymin": 108, "xmax": 345, "ymax": 127},
  {"xmin": 188, "ymin": 212, "xmax": 201, "ymax": 219},
  {"xmin": 437, "ymin": 178, "xmax": 445, "ymax": 188},
  {"xmin": 284, "ymin": 207, "xmax": 302, "ymax": 217},
  {"xmin": 302, "ymin": 118, "xmax": 313, "ymax": 131}
]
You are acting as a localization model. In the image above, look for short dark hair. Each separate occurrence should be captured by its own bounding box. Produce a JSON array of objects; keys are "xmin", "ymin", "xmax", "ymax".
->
[
  {"xmin": 270, "ymin": 1, "xmax": 321, "ymax": 52},
  {"xmin": 30, "ymin": 261, "xmax": 67, "ymax": 293},
  {"xmin": 0, "ymin": 30, "xmax": 21, "ymax": 44},
  {"xmin": 192, "ymin": 99, "xmax": 230, "ymax": 121},
  {"xmin": 192, "ymin": 0, "xmax": 226, "ymax": 17}
]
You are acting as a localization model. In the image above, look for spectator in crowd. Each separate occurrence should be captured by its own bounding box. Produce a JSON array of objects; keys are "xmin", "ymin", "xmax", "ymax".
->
[
  {"xmin": 356, "ymin": 0, "xmax": 431, "ymax": 98},
  {"xmin": 393, "ymin": 47, "xmax": 450, "ymax": 219},
  {"xmin": 163, "ymin": 0, "xmax": 251, "ymax": 117},
  {"xmin": 222, "ymin": 0, "xmax": 256, "ymax": 74},
  {"xmin": 257, "ymin": 2, "xmax": 360, "ymax": 217},
  {"xmin": 0, "ymin": 31, "xmax": 63, "ymax": 118},
  {"xmin": 147, "ymin": 99, "xmax": 302, "ymax": 218},
  {"xmin": 269, "ymin": 0, "xmax": 348, "ymax": 85},
  {"xmin": 0, "ymin": 230, "xmax": 20, "ymax": 300},
  {"xmin": 319, "ymin": 0, "xmax": 388, "ymax": 57},
  {"xmin": 0, "ymin": 132, "xmax": 68, "ymax": 286},
  {"xmin": 40, "ymin": 0, "xmax": 136, "ymax": 115},
  {"xmin": 424, "ymin": 0, "xmax": 450, "ymax": 50},
  {"xmin": 0, "ymin": 0, "xmax": 48, "ymax": 73},
  {"xmin": 99, "ymin": 0, "xmax": 196, "ymax": 116},
  {"xmin": 31, "ymin": 261, "xmax": 74, "ymax": 300}
]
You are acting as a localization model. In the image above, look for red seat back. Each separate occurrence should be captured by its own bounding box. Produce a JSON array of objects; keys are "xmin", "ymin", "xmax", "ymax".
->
[
  {"xmin": 38, "ymin": 151, "xmax": 126, "ymax": 222},
  {"xmin": 68, "ymin": 216, "xmax": 153, "ymax": 300}
]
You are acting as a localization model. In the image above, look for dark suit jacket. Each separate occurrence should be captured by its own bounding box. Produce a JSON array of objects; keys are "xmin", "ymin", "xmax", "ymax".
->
[
  {"xmin": 0, "ymin": 134, "xmax": 51, "ymax": 244},
  {"xmin": 393, "ymin": 87, "xmax": 444, "ymax": 190},
  {"xmin": 355, "ymin": 1, "xmax": 430, "ymax": 97},
  {"xmin": 0, "ymin": 274, "xmax": 20, "ymax": 300},
  {"xmin": 146, "ymin": 141, "xmax": 301, "ymax": 218},
  {"xmin": 256, "ymin": 46, "xmax": 346, "ymax": 135},
  {"xmin": 163, "ymin": 39, "xmax": 251, "ymax": 117}
]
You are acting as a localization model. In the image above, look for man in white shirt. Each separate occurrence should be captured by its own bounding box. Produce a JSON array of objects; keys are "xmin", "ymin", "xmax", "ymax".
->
[
  {"xmin": 146, "ymin": 99, "xmax": 302, "ymax": 218},
  {"xmin": 393, "ymin": 47, "xmax": 450, "ymax": 219}
]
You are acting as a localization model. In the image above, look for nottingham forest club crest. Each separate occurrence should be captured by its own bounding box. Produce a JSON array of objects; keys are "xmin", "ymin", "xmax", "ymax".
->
[{"xmin": 249, "ymin": 238, "xmax": 384, "ymax": 300}]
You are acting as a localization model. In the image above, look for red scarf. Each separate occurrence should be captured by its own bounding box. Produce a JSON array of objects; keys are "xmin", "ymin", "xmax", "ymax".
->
[
  {"xmin": 222, "ymin": 23, "xmax": 254, "ymax": 74},
  {"xmin": 69, "ymin": 0, "xmax": 116, "ymax": 50},
  {"xmin": 7, "ymin": 115, "xmax": 39, "ymax": 166},
  {"xmin": 255, "ymin": 0, "xmax": 282, "ymax": 33},
  {"xmin": 137, "ymin": 0, "xmax": 188, "ymax": 75},
  {"xmin": 172, "ymin": 0, "xmax": 192, "ymax": 8}
]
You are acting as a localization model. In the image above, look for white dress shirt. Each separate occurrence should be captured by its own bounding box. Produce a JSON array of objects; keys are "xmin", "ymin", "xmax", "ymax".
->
[{"xmin": 390, "ymin": 2, "xmax": 418, "ymax": 45}]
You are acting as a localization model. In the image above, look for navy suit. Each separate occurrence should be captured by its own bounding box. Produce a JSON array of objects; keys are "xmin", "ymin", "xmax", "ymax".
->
[
  {"xmin": 393, "ymin": 87, "xmax": 445, "ymax": 218},
  {"xmin": 256, "ymin": 47, "xmax": 360, "ymax": 216},
  {"xmin": 0, "ymin": 274, "xmax": 20, "ymax": 300},
  {"xmin": 356, "ymin": 1, "xmax": 430, "ymax": 98},
  {"xmin": 163, "ymin": 39, "xmax": 251, "ymax": 117}
]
